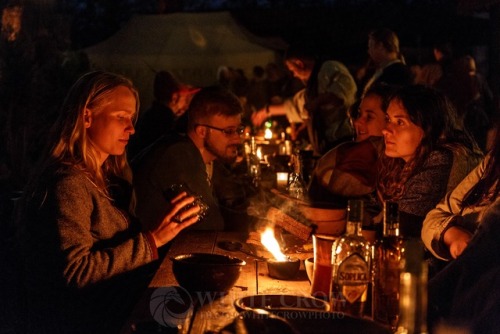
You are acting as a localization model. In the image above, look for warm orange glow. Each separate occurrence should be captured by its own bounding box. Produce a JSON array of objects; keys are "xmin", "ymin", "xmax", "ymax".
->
[
  {"xmin": 2, "ymin": 6, "xmax": 23, "ymax": 42},
  {"xmin": 256, "ymin": 147, "xmax": 263, "ymax": 161},
  {"xmin": 276, "ymin": 172, "xmax": 289, "ymax": 189},
  {"xmin": 261, "ymin": 227, "xmax": 286, "ymax": 261}
]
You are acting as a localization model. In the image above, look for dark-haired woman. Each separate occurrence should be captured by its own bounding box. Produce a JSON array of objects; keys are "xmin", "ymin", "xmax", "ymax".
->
[{"xmin": 377, "ymin": 85, "xmax": 483, "ymax": 238}]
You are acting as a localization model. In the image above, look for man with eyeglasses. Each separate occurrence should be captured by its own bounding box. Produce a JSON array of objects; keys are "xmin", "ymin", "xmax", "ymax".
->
[{"xmin": 132, "ymin": 86, "xmax": 244, "ymax": 232}]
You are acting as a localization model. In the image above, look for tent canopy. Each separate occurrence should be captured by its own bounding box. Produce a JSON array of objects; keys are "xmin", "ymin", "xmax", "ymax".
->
[{"xmin": 84, "ymin": 11, "xmax": 280, "ymax": 109}]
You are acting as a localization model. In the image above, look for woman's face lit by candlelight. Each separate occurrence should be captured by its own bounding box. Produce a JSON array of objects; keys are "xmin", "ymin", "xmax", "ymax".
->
[
  {"xmin": 85, "ymin": 85, "xmax": 137, "ymax": 166},
  {"xmin": 382, "ymin": 98, "xmax": 424, "ymax": 162},
  {"xmin": 354, "ymin": 93, "xmax": 387, "ymax": 142}
]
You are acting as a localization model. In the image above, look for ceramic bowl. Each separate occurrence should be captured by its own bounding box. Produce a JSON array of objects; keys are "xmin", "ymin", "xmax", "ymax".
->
[{"xmin": 171, "ymin": 253, "xmax": 245, "ymax": 292}]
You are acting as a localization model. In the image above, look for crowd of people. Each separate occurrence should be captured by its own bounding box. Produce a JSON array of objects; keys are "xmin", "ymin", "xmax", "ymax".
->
[{"xmin": 3, "ymin": 27, "xmax": 499, "ymax": 334}]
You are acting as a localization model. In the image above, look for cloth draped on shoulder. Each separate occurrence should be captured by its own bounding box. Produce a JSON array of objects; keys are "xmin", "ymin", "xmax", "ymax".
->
[{"xmin": 310, "ymin": 136, "xmax": 384, "ymax": 199}]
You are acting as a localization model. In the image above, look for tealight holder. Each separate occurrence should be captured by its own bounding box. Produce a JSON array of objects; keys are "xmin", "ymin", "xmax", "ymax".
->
[
  {"xmin": 276, "ymin": 172, "xmax": 289, "ymax": 191},
  {"xmin": 267, "ymin": 257, "xmax": 300, "ymax": 280}
]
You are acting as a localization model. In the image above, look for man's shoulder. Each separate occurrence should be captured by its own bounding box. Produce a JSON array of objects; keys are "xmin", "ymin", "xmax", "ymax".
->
[
  {"xmin": 132, "ymin": 133, "xmax": 200, "ymax": 170},
  {"xmin": 384, "ymin": 61, "xmax": 412, "ymax": 80},
  {"xmin": 321, "ymin": 59, "xmax": 349, "ymax": 70},
  {"xmin": 137, "ymin": 103, "xmax": 174, "ymax": 128}
]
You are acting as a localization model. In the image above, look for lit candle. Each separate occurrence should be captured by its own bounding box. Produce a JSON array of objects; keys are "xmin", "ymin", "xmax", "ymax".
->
[
  {"xmin": 276, "ymin": 172, "xmax": 289, "ymax": 191},
  {"xmin": 264, "ymin": 128, "xmax": 273, "ymax": 140},
  {"xmin": 256, "ymin": 147, "xmax": 263, "ymax": 161}
]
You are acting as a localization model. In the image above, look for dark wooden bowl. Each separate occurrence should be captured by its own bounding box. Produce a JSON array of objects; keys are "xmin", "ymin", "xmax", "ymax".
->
[{"xmin": 172, "ymin": 253, "xmax": 245, "ymax": 292}]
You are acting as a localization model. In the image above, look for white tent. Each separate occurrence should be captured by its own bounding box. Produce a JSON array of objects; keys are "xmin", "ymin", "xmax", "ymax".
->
[{"xmin": 84, "ymin": 11, "xmax": 281, "ymax": 109}]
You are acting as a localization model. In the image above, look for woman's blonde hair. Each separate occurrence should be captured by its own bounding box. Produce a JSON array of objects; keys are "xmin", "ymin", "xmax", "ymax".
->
[{"xmin": 41, "ymin": 71, "xmax": 139, "ymax": 194}]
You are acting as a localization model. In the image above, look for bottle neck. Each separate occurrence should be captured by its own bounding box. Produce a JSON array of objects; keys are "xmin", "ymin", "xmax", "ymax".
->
[
  {"xmin": 250, "ymin": 137, "xmax": 257, "ymax": 154},
  {"xmin": 383, "ymin": 221, "xmax": 400, "ymax": 237},
  {"xmin": 291, "ymin": 153, "xmax": 302, "ymax": 174},
  {"xmin": 383, "ymin": 202, "xmax": 400, "ymax": 238},
  {"xmin": 346, "ymin": 220, "xmax": 363, "ymax": 236}
]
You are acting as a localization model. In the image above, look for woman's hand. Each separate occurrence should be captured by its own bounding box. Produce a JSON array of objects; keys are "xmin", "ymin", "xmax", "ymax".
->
[
  {"xmin": 443, "ymin": 226, "xmax": 472, "ymax": 259},
  {"xmin": 150, "ymin": 192, "xmax": 201, "ymax": 247}
]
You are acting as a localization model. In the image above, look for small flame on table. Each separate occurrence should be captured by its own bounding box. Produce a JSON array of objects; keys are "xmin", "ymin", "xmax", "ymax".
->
[
  {"xmin": 260, "ymin": 227, "xmax": 287, "ymax": 261},
  {"xmin": 264, "ymin": 128, "xmax": 273, "ymax": 140},
  {"xmin": 256, "ymin": 147, "xmax": 263, "ymax": 161}
]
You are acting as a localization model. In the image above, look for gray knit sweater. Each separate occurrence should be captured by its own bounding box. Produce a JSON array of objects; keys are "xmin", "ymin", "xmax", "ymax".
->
[{"xmin": 17, "ymin": 168, "xmax": 158, "ymax": 333}]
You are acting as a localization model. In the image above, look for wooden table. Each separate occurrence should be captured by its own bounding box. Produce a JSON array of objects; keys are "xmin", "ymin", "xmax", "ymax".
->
[{"xmin": 121, "ymin": 230, "xmax": 313, "ymax": 334}]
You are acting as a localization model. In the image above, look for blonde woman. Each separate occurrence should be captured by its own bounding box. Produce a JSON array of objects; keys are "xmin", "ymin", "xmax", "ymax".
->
[{"xmin": 16, "ymin": 71, "xmax": 200, "ymax": 333}]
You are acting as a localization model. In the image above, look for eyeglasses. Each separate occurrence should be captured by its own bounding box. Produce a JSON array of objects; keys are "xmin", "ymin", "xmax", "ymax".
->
[{"xmin": 196, "ymin": 124, "xmax": 245, "ymax": 136}]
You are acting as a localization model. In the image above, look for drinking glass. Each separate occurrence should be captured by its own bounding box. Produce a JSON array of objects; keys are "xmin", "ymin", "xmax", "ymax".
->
[
  {"xmin": 164, "ymin": 183, "xmax": 209, "ymax": 223},
  {"xmin": 310, "ymin": 234, "xmax": 337, "ymax": 301}
]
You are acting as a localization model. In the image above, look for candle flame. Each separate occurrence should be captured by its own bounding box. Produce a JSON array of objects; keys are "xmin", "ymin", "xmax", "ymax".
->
[
  {"xmin": 264, "ymin": 128, "xmax": 273, "ymax": 139},
  {"xmin": 261, "ymin": 227, "xmax": 287, "ymax": 261},
  {"xmin": 256, "ymin": 147, "xmax": 262, "ymax": 160}
]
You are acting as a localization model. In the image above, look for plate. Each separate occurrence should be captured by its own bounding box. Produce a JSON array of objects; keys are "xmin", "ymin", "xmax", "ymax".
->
[{"xmin": 234, "ymin": 294, "xmax": 330, "ymax": 313}]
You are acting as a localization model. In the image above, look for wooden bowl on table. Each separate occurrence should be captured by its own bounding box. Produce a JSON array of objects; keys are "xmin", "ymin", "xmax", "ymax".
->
[
  {"xmin": 171, "ymin": 253, "xmax": 246, "ymax": 293},
  {"xmin": 269, "ymin": 189, "xmax": 347, "ymax": 238}
]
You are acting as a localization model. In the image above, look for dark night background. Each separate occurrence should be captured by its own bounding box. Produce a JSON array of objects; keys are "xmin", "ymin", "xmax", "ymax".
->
[
  {"xmin": 60, "ymin": 0, "xmax": 493, "ymax": 61},
  {"xmin": 0, "ymin": 1, "xmax": 499, "ymax": 332},
  {"xmin": 0, "ymin": 0, "xmax": 498, "ymax": 209}
]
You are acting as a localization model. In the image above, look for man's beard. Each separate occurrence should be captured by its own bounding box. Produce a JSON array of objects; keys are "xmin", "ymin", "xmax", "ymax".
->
[{"xmin": 204, "ymin": 137, "xmax": 238, "ymax": 164}]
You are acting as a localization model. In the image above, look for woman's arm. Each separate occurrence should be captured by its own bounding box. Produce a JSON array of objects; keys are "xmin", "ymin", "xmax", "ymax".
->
[
  {"xmin": 49, "ymin": 174, "xmax": 158, "ymax": 288},
  {"xmin": 422, "ymin": 158, "xmax": 487, "ymax": 260},
  {"xmin": 251, "ymin": 89, "xmax": 307, "ymax": 127}
]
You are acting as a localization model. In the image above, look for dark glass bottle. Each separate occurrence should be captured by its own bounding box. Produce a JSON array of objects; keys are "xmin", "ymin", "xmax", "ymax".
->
[
  {"xmin": 246, "ymin": 136, "xmax": 261, "ymax": 185},
  {"xmin": 331, "ymin": 199, "xmax": 371, "ymax": 317},
  {"xmin": 286, "ymin": 151, "xmax": 307, "ymax": 200},
  {"xmin": 372, "ymin": 201, "xmax": 404, "ymax": 331}
]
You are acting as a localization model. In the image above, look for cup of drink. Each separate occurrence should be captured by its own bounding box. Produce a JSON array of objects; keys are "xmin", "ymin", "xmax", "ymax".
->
[{"xmin": 310, "ymin": 234, "xmax": 337, "ymax": 301}]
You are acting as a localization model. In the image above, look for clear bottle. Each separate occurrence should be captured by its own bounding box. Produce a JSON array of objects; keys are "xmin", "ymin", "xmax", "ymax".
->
[
  {"xmin": 286, "ymin": 152, "xmax": 307, "ymax": 200},
  {"xmin": 396, "ymin": 239, "xmax": 428, "ymax": 334},
  {"xmin": 331, "ymin": 199, "xmax": 371, "ymax": 317},
  {"xmin": 372, "ymin": 201, "xmax": 404, "ymax": 330},
  {"xmin": 247, "ymin": 136, "xmax": 261, "ymax": 185}
]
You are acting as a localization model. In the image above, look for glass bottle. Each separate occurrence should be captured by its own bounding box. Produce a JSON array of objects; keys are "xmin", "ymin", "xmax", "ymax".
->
[
  {"xmin": 372, "ymin": 201, "xmax": 404, "ymax": 330},
  {"xmin": 396, "ymin": 239, "xmax": 428, "ymax": 334},
  {"xmin": 286, "ymin": 151, "xmax": 307, "ymax": 200},
  {"xmin": 246, "ymin": 136, "xmax": 261, "ymax": 185},
  {"xmin": 331, "ymin": 199, "xmax": 371, "ymax": 317}
]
